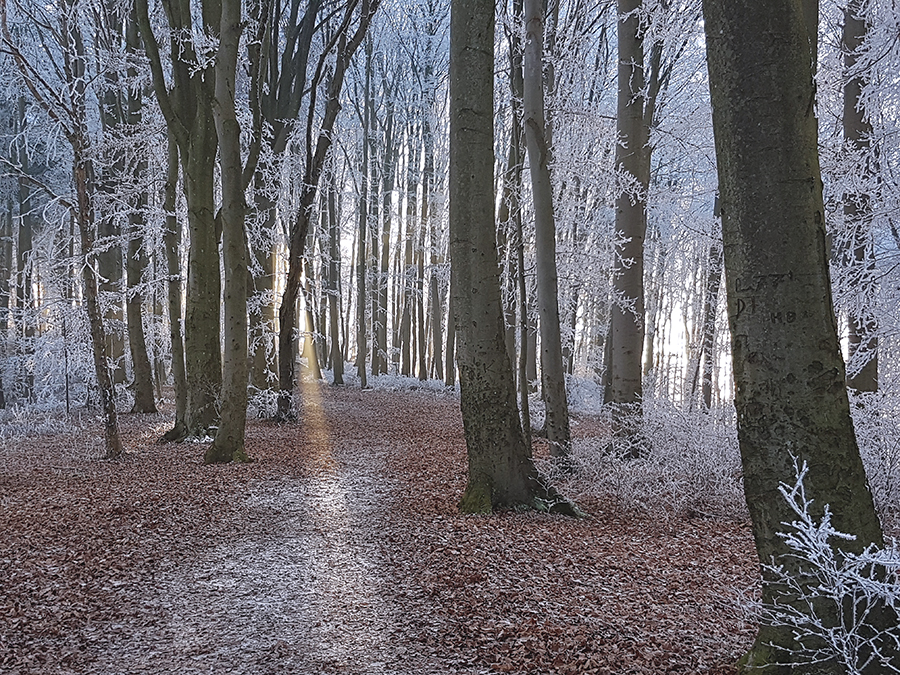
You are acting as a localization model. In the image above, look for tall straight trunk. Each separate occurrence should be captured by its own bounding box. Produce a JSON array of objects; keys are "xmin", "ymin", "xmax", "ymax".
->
[
  {"xmin": 424, "ymin": 108, "xmax": 443, "ymax": 381},
  {"xmin": 416, "ymin": 163, "xmax": 428, "ymax": 381},
  {"xmin": 843, "ymin": 0, "xmax": 877, "ymax": 392},
  {"xmin": 181, "ymin": 130, "xmax": 221, "ymax": 436},
  {"xmin": 400, "ymin": 124, "xmax": 418, "ymax": 377},
  {"xmin": 450, "ymin": 0, "xmax": 575, "ymax": 516},
  {"xmin": 124, "ymin": 14, "xmax": 157, "ymax": 414},
  {"xmin": 523, "ymin": 0, "xmax": 570, "ymax": 458},
  {"xmin": 688, "ymin": 238, "xmax": 722, "ymax": 410},
  {"xmin": 0, "ymin": 196, "xmax": 11, "ymax": 408},
  {"xmin": 161, "ymin": 134, "xmax": 188, "ymax": 440},
  {"xmin": 326, "ymin": 161, "xmax": 344, "ymax": 384},
  {"xmin": 378, "ymin": 122, "xmax": 394, "ymax": 378},
  {"xmin": 700, "ymin": 240, "xmax": 722, "ymax": 409},
  {"xmin": 205, "ymin": 0, "xmax": 249, "ymax": 464},
  {"xmin": 126, "ymin": 209, "xmax": 157, "ymax": 413},
  {"xmin": 703, "ymin": 0, "xmax": 890, "ymax": 670},
  {"xmin": 357, "ymin": 41, "xmax": 372, "ymax": 387},
  {"xmin": 608, "ymin": 0, "xmax": 647, "ymax": 412},
  {"xmin": 15, "ymin": 96, "xmax": 34, "ymax": 402}
]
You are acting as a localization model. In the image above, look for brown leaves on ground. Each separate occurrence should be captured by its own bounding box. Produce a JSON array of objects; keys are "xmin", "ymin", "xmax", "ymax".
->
[{"xmin": 0, "ymin": 384, "xmax": 757, "ymax": 674}]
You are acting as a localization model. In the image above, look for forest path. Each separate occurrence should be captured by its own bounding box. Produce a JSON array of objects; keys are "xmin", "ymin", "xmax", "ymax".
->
[{"xmin": 1, "ymin": 383, "xmax": 756, "ymax": 674}]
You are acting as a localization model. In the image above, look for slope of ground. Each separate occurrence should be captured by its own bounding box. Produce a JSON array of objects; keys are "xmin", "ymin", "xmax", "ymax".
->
[{"xmin": 0, "ymin": 384, "xmax": 757, "ymax": 674}]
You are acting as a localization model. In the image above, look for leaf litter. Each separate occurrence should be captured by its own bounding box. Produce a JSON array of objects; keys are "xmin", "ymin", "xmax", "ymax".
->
[{"xmin": 0, "ymin": 384, "xmax": 757, "ymax": 674}]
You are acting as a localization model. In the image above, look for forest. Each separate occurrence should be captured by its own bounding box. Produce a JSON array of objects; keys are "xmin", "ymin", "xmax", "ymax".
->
[{"xmin": 2, "ymin": 0, "xmax": 900, "ymax": 672}]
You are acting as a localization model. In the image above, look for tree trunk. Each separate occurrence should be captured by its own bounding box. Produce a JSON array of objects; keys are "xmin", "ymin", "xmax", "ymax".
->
[
  {"xmin": 842, "ymin": 0, "xmax": 877, "ymax": 392},
  {"xmin": 326, "ymin": 160, "xmax": 344, "ymax": 385},
  {"xmin": 400, "ymin": 123, "xmax": 418, "ymax": 377},
  {"xmin": 523, "ymin": 0, "xmax": 570, "ymax": 458},
  {"xmin": 205, "ymin": 0, "xmax": 249, "ymax": 464},
  {"xmin": 703, "ymin": 0, "xmax": 888, "ymax": 670},
  {"xmin": 449, "ymin": 0, "xmax": 577, "ymax": 516},
  {"xmin": 0, "ymin": 195, "xmax": 12, "ymax": 408},
  {"xmin": 607, "ymin": 0, "xmax": 647, "ymax": 414},
  {"xmin": 161, "ymin": 133, "xmax": 188, "ymax": 440},
  {"xmin": 136, "ymin": 0, "xmax": 222, "ymax": 439},
  {"xmin": 356, "ymin": 43, "xmax": 371, "ymax": 387},
  {"xmin": 124, "ymin": 15, "xmax": 157, "ymax": 415},
  {"xmin": 15, "ymin": 96, "xmax": 34, "ymax": 402},
  {"xmin": 181, "ymin": 130, "xmax": 222, "ymax": 437}
]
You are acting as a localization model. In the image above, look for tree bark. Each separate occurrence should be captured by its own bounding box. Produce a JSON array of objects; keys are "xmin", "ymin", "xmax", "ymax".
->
[
  {"xmin": 843, "ymin": 0, "xmax": 877, "ymax": 392},
  {"xmin": 205, "ymin": 0, "xmax": 250, "ymax": 464},
  {"xmin": 703, "ymin": 0, "xmax": 887, "ymax": 670},
  {"xmin": 607, "ymin": 0, "xmax": 647, "ymax": 415},
  {"xmin": 125, "ymin": 13, "xmax": 158, "ymax": 415},
  {"xmin": 450, "ymin": 0, "xmax": 577, "ymax": 515},
  {"xmin": 161, "ymin": 133, "xmax": 188, "ymax": 440},
  {"xmin": 136, "ymin": 0, "xmax": 222, "ymax": 439},
  {"xmin": 523, "ymin": 0, "xmax": 570, "ymax": 458}
]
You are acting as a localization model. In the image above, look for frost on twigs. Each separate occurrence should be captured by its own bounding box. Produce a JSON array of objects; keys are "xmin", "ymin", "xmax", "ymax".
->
[
  {"xmin": 537, "ymin": 392, "xmax": 745, "ymax": 521},
  {"xmin": 757, "ymin": 461, "xmax": 900, "ymax": 674}
]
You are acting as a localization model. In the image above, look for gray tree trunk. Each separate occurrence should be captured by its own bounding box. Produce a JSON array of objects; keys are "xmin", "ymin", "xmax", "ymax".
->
[
  {"xmin": 326, "ymin": 160, "xmax": 344, "ymax": 385},
  {"xmin": 125, "ymin": 13, "xmax": 157, "ymax": 414},
  {"xmin": 607, "ymin": 0, "xmax": 647, "ymax": 414},
  {"xmin": 205, "ymin": 0, "xmax": 250, "ymax": 464},
  {"xmin": 703, "ymin": 0, "xmax": 889, "ymax": 670},
  {"xmin": 161, "ymin": 134, "xmax": 188, "ymax": 440},
  {"xmin": 843, "ymin": 0, "xmax": 877, "ymax": 392},
  {"xmin": 450, "ymin": 0, "xmax": 576, "ymax": 516},
  {"xmin": 523, "ymin": 0, "xmax": 570, "ymax": 458}
]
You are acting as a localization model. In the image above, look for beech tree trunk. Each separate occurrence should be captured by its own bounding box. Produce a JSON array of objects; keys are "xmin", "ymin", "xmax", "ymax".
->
[
  {"xmin": 450, "ymin": 0, "xmax": 576, "ymax": 515},
  {"xmin": 523, "ymin": 0, "xmax": 570, "ymax": 458},
  {"xmin": 607, "ymin": 0, "xmax": 646, "ymax": 416},
  {"xmin": 162, "ymin": 134, "xmax": 188, "ymax": 439},
  {"xmin": 205, "ymin": 0, "xmax": 250, "ymax": 464},
  {"xmin": 703, "ymin": 0, "xmax": 888, "ymax": 670},
  {"xmin": 125, "ymin": 14, "xmax": 157, "ymax": 414},
  {"xmin": 136, "ymin": 0, "xmax": 222, "ymax": 440},
  {"xmin": 843, "ymin": 0, "xmax": 877, "ymax": 392}
]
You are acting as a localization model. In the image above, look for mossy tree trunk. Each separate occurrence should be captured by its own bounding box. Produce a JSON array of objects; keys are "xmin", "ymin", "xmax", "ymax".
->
[
  {"xmin": 136, "ymin": 0, "xmax": 222, "ymax": 440},
  {"xmin": 703, "ymin": 0, "xmax": 887, "ymax": 671}
]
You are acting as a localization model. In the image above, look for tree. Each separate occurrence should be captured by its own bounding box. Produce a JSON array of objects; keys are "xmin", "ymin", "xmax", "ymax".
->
[
  {"xmin": 449, "ymin": 0, "xmax": 575, "ymax": 515},
  {"xmin": 1, "ymin": 0, "xmax": 123, "ymax": 458},
  {"xmin": 204, "ymin": 0, "xmax": 250, "ymax": 463},
  {"xmin": 842, "ymin": 0, "xmax": 878, "ymax": 392},
  {"xmin": 136, "ymin": 0, "xmax": 222, "ymax": 440},
  {"xmin": 703, "ymin": 0, "xmax": 890, "ymax": 670},
  {"xmin": 523, "ymin": 0, "xmax": 570, "ymax": 458},
  {"xmin": 276, "ymin": 0, "xmax": 380, "ymax": 419},
  {"xmin": 606, "ymin": 0, "xmax": 648, "ymax": 419}
]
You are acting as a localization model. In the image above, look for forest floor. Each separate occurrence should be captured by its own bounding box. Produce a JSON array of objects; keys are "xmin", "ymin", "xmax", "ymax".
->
[{"xmin": 1, "ymin": 382, "xmax": 758, "ymax": 675}]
